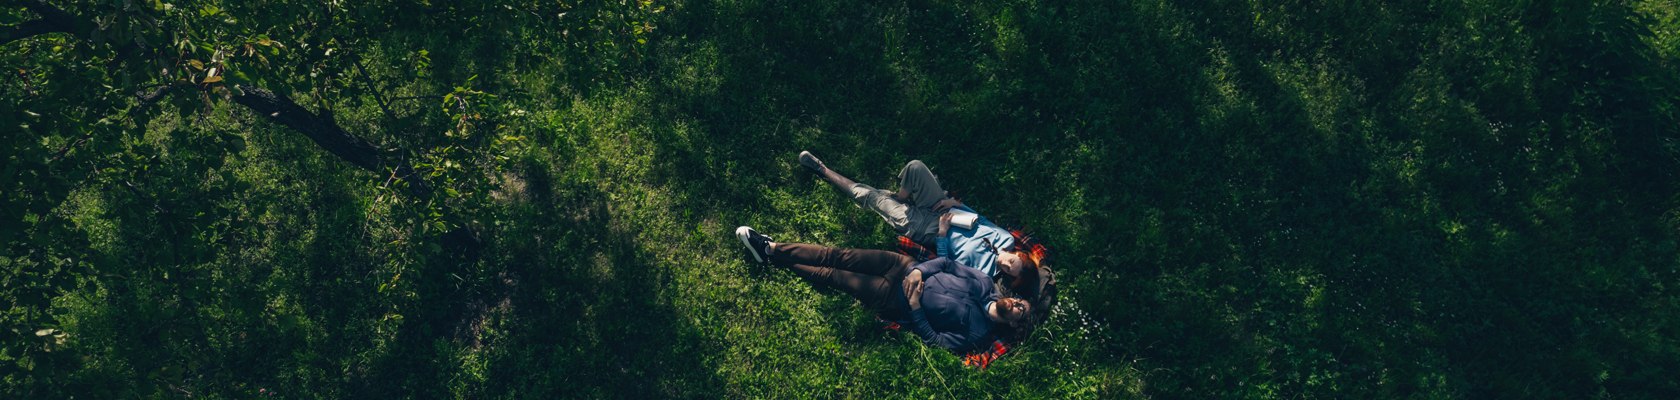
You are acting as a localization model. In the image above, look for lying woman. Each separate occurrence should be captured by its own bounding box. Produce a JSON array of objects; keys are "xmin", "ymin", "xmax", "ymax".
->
[
  {"xmin": 735, "ymin": 226, "xmax": 1030, "ymax": 353},
  {"xmin": 797, "ymin": 151, "xmax": 1053, "ymax": 326}
]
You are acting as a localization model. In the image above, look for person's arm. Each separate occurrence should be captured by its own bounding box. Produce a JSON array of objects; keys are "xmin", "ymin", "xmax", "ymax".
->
[
  {"xmin": 935, "ymin": 213, "xmax": 954, "ymax": 258},
  {"xmin": 906, "ymin": 287, "xmax": 978, "ymax": 352},
  {"xmin": 909, "ymin": 307, "xmax": 977, "ymax": 351},
  {"xmin": 912, "ymin": 257, "xmax": 956, "ymax": 278}
]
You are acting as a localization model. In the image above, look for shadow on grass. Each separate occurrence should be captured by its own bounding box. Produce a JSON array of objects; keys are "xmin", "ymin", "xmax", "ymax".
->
[
  {"xmin": 634, "ymin": 0, "xmax": 1680, "ymax": 397},
  {"xmin": 464, "ymin": 160, "xmax": 725, "ymax": 398},
  {"xmin": 38, "ymin": 0, "xmax": 1677, "ymax": 398}
]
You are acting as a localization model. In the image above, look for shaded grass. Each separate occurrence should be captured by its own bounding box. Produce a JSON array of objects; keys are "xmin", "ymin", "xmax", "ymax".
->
[{"xmin": 10, "ymin": 0, "xmax": 1680, "ymax": 398}]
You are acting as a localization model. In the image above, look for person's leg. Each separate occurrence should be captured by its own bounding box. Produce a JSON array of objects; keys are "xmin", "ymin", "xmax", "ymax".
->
[
  {"xmin": 895, "ymin": 160, "xmax": 947, "ymax": 209},
  {"xmin": 770, "ymin": 243, "xmax": 914, "ymax": 279},
  {"xmin": 776, "ymin": 245, "xmax": 914, "ymax": 321},
  {"xmin": 798, "ymin": 152, "xmax": 929, "ymax": 241},
  {"xmin": 844, "ymin": 183, "xmax": 915, "ymax": 236},
  {"xmin": 784, "ymin": 263, "xmax": 910, "ymax": 320},
  {"xmin": 800, "ymin": 151, "xmax": 860, "ymax": 193},
  {"xmin": 890, "ymin": 160, "xmax": 948, "ymax": 245},
  {"xmin": 801, "ymin": 152, "xmax": 915, "ymax": 233},
  {"xmin": 817, "ymin": 166, "xmax": 858, "ymax": 192},
  {"xmin": 901, "ymin": 207, "xmax": 944, "ymax": 246}
]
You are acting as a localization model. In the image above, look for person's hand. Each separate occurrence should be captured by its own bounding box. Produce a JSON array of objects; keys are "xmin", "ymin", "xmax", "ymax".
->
[
  {"xmin": 938, "ymin": 212, "xmax": 953, "ymax": 236},
  {"xmin": 902, "ymin": 270, "xmax": 923, "ymax": 300},
  {"xmin": 933, "ymin": 198, "xmax": 963, "ymax": 213},
  {"xmin": 907, "ymin": 282, "xmax": 924, "ymax": 310}
]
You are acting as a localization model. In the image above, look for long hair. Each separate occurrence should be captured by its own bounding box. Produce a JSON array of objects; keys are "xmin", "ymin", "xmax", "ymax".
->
[
  {"xmin": 1009, "ymin": 229, "xmax": 1049, "ymax": 266},
  {"xmin": 1008, "ymin": 251, "xmax": 1038, "ymax": 289},
  {"xmin": 1004, "ymin": 229, "xmax": 1049, "ymax": 298}
]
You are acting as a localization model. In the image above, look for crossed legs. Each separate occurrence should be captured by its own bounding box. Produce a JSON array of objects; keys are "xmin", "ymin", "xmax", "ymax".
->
[{"xmin": 769, "ymin": 243, "xmax": 915, "ymax": 321}]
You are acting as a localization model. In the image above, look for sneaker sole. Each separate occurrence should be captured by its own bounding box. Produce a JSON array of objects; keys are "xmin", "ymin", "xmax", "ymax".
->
[
  {"xmin": 799, "ymin": 151, "xmax": 824, "ymax": 171},
  {"xmin": 735, "ymin": 226, "xmax": 765, "ymax": 263}
]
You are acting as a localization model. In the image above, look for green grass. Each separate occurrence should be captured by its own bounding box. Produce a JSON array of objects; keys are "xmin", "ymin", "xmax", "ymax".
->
[{"xmin": 5, "ymin": 0, "xmax": 1680, "ymax": 398}]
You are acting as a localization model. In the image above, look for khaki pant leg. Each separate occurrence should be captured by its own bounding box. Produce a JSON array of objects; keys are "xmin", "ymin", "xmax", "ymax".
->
[
  {"xmin": 897, "ymin": 160, "xmax": 947, "ymax": 209},
  {"xmin": 848, "ymin": 183, "xmax": 912, "ymax": 234},
  {"xmin": 896, "ymin": 160, "xmax": 948, "ymax": 245}
]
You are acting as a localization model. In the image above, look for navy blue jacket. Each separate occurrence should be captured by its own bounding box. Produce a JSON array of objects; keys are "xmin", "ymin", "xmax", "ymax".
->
[{"xmin": 907, "ymin": 257, "xmax": 999, "ymax": 353}]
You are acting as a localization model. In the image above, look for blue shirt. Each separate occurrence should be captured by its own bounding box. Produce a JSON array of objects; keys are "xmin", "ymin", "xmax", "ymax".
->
[{"xmin": 934, "ymin": 205, "xmax": 1015, "ymax": 277}]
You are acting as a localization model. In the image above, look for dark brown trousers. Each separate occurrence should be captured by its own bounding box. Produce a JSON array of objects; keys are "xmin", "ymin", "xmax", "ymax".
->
[{"xmin": 771, "ymin": 243, "xmax": 915, "ymax": 321}]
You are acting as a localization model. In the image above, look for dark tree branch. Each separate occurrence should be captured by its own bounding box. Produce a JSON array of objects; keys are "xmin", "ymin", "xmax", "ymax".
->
[
  {"xmin": 231, "ymin": 85, "xmax": 430, "ymax": 196},
  {"xmin": 16, "ymin": 0, "xmax": 71, "ymax": 20},
  {"xmin": 136, "ymin": 81, "xmax": 196, "ymax": 104},
  {"xmin": 2, "ymin": 1, "xmax": 79, "ymax": 46},
  {"xmin": 14, "ymin": 1, "xmax": 442, "ymax": 203},
  {"xmin": 1, "ymin": 18, "xmax": 64, "ymax": 45},
  {"xmin": 391, "ymin": 95, "xmax": 446, "ymax": 102},
  {"xmin": 49, "ymin": 135, "xmax": 89, "ymax": 162},
  {"xmin": 232, "ymin": 85, "xmax": 384, "ymax": 171},
  {"xmin": 350, "ymin": 50, "xmax": 400, "ymax": 124},
  {"xmin": 12, "ymin": 1, "xmax": 477, "ymax": 260}
]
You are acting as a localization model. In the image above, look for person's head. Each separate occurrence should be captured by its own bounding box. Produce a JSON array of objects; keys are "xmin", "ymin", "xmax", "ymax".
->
[
  {"xmin": 987, "ymin": 297, "xmax": 1028, "ymax": 324},
  {"xmin": 996, "ymin": 250, "xmax": 1042, "ymax": 294},
  {"xmin": 996, "ymin": 250, "xmax": 1036, "ymax": 277},
  {"xmin": 996, "ymin": 297, "xmax": 1032, "ymax": 323}
]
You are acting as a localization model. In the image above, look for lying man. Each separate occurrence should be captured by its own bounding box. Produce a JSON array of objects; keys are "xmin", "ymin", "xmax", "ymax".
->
[{"xmin": 735, "ymin": 226, "xmax": 1031, "ymax": 353}]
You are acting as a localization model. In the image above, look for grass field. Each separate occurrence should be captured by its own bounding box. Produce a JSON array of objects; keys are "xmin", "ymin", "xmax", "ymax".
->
[{"xmin": 6, "ymin": 0, "xmax": 1680, "ymax": 398}]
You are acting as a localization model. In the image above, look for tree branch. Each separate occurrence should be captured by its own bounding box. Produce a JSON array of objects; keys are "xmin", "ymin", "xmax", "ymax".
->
[
  {"xmin": 1, "ymin": 18, "xmax": 63, "ymax": 45},
  {"xmin": 16, "ymin": 0, "xmax": 71, "ymax": 19},
  {"xmin": 13, "ymin": 2, "xmax": 438, "ymax": 201},
  {"xmin": 136, "ymin": 81, "xmax": 196, "ymax": 104},
  {"xmin": 231, "ymin": 85, "xmax": 430, "ymax": 196},
  {"xmin": 12, "ymin": 1, "xmax": 474, "ymax": 260},
  {"xmin": 391, "ymin": 95, "xmax": 446, "ymax": 102},
  {"xmin": 231, "ymin": 85, "xmax": 384, "ymax": 171},
  {"xmin": 2, "ymin": 1, "xmax": 79, "ymax": 46},
  {"xmin": 351, "ymin": 50, "xmax": 400, "ymax": 124}
]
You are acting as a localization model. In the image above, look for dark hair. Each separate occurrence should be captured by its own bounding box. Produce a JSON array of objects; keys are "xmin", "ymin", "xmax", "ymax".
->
[{"xmin": 1007, "ymin": 251, "xmax": 1042, "ymax": 298}]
